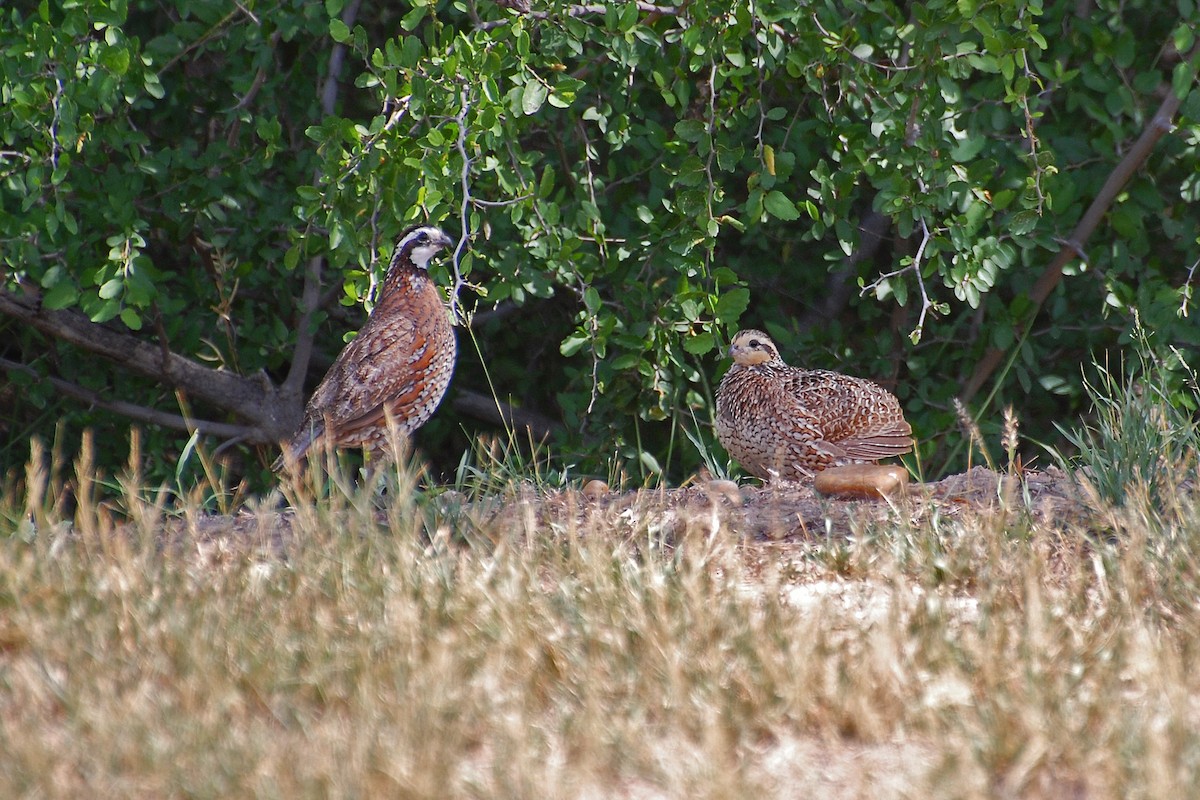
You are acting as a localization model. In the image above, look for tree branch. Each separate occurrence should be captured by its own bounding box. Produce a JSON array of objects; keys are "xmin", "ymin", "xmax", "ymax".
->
[
  {"xmin": 0, "ymin": 356, "xmax": 257, "ymax": 441},
  {"xmin": 452, "ymin": 388, "xmax": 561, "ymax": 440},
  {"xmin": 282, "ymin": 0, "xmax": 364, "ymax": 401},
  {"xmin": 0, "ymin": 287, "xmax": 296, "ymax": 443},
  {"xmin": 962, "ymin": 81, "xmax": 1186, "ymax": 403},
  {"xmin": 282, "ymin": 254, "xmax": 325, "ymax": 399}
]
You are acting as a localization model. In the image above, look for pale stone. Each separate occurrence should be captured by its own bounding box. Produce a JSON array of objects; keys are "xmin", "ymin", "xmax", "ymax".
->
[
  {"xmin": 582, "ymin": 479, "xmax": 610, "ymax": 500},
  {"xmin": 704, "ymin": 479, "xmax": 743, "ymax": 504},
  {"xmin": 814, "ymin": 464, "xmax": 908, "ymax": 499}
]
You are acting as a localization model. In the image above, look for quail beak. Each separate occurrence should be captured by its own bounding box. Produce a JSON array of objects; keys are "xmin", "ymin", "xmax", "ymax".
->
[{"xmin": 435, "ymin": 231, "xmax": 455, "ymax": 250}]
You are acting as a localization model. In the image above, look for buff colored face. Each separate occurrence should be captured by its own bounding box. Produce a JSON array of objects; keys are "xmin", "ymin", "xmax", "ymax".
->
[{"xmin": 728, "ymin": 331, "xmax": 777, "ymax": 366}]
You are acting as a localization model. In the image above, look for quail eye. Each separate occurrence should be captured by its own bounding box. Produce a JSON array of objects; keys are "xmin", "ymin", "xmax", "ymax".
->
[
  {"xmin": 750, "ymin": 339, "xmax": 762, "ymax": 348},
  {"xmin": 417, "ymin": 232, "xmax": 429, "ymax": 242}
]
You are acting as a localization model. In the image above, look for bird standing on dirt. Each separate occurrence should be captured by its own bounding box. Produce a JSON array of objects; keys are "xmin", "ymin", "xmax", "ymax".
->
[
  {"xmin": 275, "ymin": 225, "xmax": 457, "ymax": 470},
  {"xmin": 715, "ymin": 329, "xmax": 912, "ymax": 480}
]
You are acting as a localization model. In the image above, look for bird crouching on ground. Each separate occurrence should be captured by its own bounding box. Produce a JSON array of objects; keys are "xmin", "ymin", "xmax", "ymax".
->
[
  {"xmin": 715, "ymin": 329, "xmax": 912, "ymax": 481},
  {"xmin": 274, "ymin": 224, "xmax": 457, "ymax": 471}
]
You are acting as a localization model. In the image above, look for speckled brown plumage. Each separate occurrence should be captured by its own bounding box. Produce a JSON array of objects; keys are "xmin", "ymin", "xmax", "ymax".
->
[
  {"xmin": 274, "ymin": 225, "xmax": 456, "ymax": 469},
  {"xmin": 715, "ymin": 329, "xmax": 912, "ymax": 480}
]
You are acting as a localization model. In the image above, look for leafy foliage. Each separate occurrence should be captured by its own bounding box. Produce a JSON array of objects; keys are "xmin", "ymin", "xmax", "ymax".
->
[{"xmin": 2, "ymin": 0, "xmax": 1200, "ymax": 490}]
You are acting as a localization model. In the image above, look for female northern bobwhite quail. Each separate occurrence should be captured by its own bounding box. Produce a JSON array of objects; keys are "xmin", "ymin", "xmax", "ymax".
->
[
  {"xmin": 274, "ymin": 224, "xmax": 457, "ymax": 469},
  {"xmin": 715, "ymin": 329, "xmax": 912, "ymax": 480}
]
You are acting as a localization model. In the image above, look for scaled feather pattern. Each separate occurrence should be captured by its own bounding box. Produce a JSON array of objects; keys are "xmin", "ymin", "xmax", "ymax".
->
[
  {"xmin": 275, "ymin": 225, "xmax": 457, "ymax": 469},
  {"xmin": 716, "ymin": 329, "xmax": 912, "ymax": 480}
]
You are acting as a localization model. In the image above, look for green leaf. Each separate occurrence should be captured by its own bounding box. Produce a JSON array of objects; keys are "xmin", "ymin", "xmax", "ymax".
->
[
  {"xmin": 638, "ymin": 450, "xmax": 662, "ymax": 475},
  {"xmin": 120, "ymin": 307, "xmax": 143, "ymax": 330},
  {"xmin": 1009, "ymin": 210, "xmax": 1039, "ymax": 236},
  {"xmin": 42, "ymin": 281, "xmax": 79, "ymax": 310},
  {"xmin": 98, "ymin": 278, "xmax": 124, "ymax": 300},
  {"xmin": 400, "ymin": 5, "xmax": 427, "ymax": 31},
  {"xmin": 538, "ymin": 166, "xmax": 556, "ymax": 198},
  {"xmin": 763, "ymin": 191, "xmax": 801, "ymax": 221},
  {"xmin": 950, "ymin": 134, "xmax": 985, "ymax": 161},
  {"xmin": 329, "ymin": 18, "xmax": 350, "ymax": 42},
  {"xmin": 674, "ymin": 119, "xmax": 706, "ymax": 142},
  {"xmin": 618, "ymin": 1, "xmax": 639, "ymax": 31},
  {"xmin": 991, "ymin": 189, "xmax": 1016, "ymax": 210},
  {"xmin": 715, "ymin": 288, "xmax": 750, "ymax": 323},
  {"xmin": 683, "ymin": 331, "xmax": 715, "ymax": 355},
  {"xmin": 1172, "ymin": 61, "xmax": 1195, "ymax": 101},
  {"xmin": 611, "ymin": 353, "xmax": 640, "ymax": 370},
  {"xmin": 401, "ymin": 34, "xmax": 422, "ymax": 66},
  {"xmin": 101, "ymin": 46, "xmax": 130, "ymax": 75},
  {"xmin": 90, "ymin": 299, "xmax": 121, "ymax": 324},
  {"xmin": 521, "ymin": 80, "xmax": 548, "ymax": 115},
  {"xmin": 143, "ymin": 72, "xmax": 165, "ymax": 99},
  {"xmin": 283, "ymin": 246, "xmax": 300, "ymax": 271},
  {"xmin": 560, "ymin": 332, "xmax": 589, "ymax": 357},
  {"xmin": 1176, "ymin": 23, "xmax": 1196, "ymax": 56}
]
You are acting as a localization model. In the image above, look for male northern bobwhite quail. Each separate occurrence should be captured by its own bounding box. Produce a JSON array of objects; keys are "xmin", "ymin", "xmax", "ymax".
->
[
  {"xmin": 715, "ymin": 329, "xmax": 912, "ymax": 480},
  {"xmin": 274, "ymin": 224, "xmax": 457, "ymax": 470}
]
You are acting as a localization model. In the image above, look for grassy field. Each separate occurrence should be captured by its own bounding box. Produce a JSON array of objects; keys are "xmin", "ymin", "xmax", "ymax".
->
[{"xmin": 2, "ymin": 386, "xmax": 1200, "ymax": 798}]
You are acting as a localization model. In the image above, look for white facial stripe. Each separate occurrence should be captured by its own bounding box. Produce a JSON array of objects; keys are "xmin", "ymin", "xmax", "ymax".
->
[
  {"xmin": 398, "ymin": 226, "xmax": 450, "ymax": 269},
  {"xmin": 397, "ymin": 226, "xmax": 438, "ymax": 249}
]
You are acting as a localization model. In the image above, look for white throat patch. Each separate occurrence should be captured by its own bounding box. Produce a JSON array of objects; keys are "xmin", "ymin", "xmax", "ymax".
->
[{"xmin": 398, "ymin": 226, "xmax": 451, "ymax": 270}]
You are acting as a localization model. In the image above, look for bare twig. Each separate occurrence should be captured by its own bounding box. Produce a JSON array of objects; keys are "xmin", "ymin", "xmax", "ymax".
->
[
  {"xmin": 859, "ymin": 217, "xmax": 934, "ymax": 343},
  {"xmin": 155, "ymin": 7, "xmax": 241, "ymax": 76},
  {"xmin": 1180, "ymin": 256, "xmax": 1200, "ymax": 318},
  {"xmin": 231, "ymin": 0, "xmax": 260, "ymax": 25},
  {"xmin": 229, "ymin": 30, "xmax": 279, "ymax": 112},
  {"xmin": 908, "ymin": 219, "xmax": 935, "ymax": 342},
  {"xmin": 468, "ymin": 300, "xmax": 519, "ymax": 328},
  {"xmin": 451, "ymin": 88, "xmax": 474, "ymax": 325},
  {"xmin": 48, "ymin": 76, "xmax": 65, "ymax": 171},
  {"xmin": 860, "ymin": 94, "xmax": 937, "ymax": 344},
  {"xmin": 281, "ymin": 254, "xmax": 325, "ymax": 399},
  {"xmin": 471, "ymin": 195, "xmax": 532, "ymax": 208},
  {"xmin": 1018, "ymin": 47, "xmax": 1047, "ymax": 213},
  {"xmin": 702, "ymin": 61, "xmax": 718, "ymax": 275},
  {"xmin": 809, "ymin": 12, "xmax": 916, "ymax": 72}
]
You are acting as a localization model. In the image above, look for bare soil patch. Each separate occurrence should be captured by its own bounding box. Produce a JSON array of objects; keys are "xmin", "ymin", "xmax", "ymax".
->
[{"xmin": 160, "ymin": 466, "xmax": 1092, "ymax": 566}]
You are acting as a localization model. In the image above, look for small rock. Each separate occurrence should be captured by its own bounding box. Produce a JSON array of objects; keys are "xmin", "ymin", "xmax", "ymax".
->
[
  {"xmin": 814, "ymin": 464, "xmax": 908, "ymax": 499},
  {"xmin": 704, "ymin": 479, "xmax": 743, "ymax": 504},
  {"xmin": 582, "ymin": 479, "xmax": 610, "ymax": 500}
]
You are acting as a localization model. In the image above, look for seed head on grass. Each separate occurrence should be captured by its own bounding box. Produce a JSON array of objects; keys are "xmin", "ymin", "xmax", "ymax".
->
[
  {"xmin": 1002, "ymin": 405, "xmax": 1021, "ymax": 475},
  {"xmin": 953, "ymin": 397, "xmax": 994, "ymax": 472}
]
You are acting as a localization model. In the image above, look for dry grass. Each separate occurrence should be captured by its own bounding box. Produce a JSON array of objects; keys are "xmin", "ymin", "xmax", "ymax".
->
[{"xmin": 1, "ymin": 430, "xmax": 1200, "ymax": 799}]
